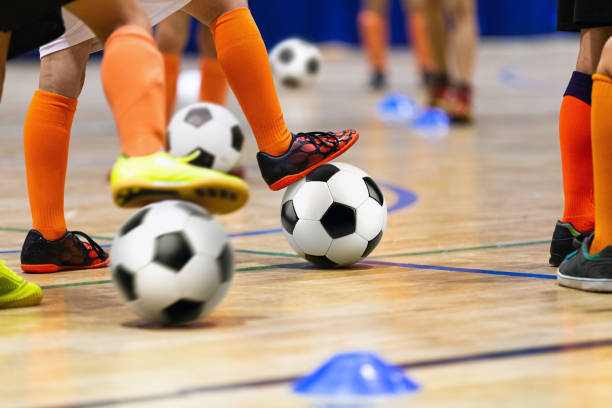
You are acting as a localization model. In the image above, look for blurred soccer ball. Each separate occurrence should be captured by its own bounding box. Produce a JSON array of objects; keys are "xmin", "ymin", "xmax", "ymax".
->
[
  {"xmin": 269, "ymin": 38, "xmax": 322, "ymax": 89},
  {"xmin": 167, "ymin": 102, "xmax": 244, "ymax": 173},
  {"xmin": 111, "ymin": 201, "xmax": 234, "ymax": 325},
  {"xmin": 281, "ymin": 163, "xmax": 387, "ymax": 267}
]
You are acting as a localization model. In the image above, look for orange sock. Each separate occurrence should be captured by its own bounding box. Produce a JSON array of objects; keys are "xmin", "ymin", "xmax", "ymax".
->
[
  {"xmin": 24, "ymin": 90, "xmax": 76, "ymax": 240},
  {"xmin": 358, "ymin": 10, "xmax": 389, "ymax": 73},
  {"xmin": 590, "ymin": 74, "xmax": 612, "ymax": 253},
  {"xmin": 163, "ymin": 53, "xmax": 181, "ymax": 124},
  {"xmin": 101, "ymin": 25, "xmax": 165, "ymax": 156},
  {"xmin": 408, "ymin": 12, "xmax": 435, "ymax": 74},
  {"xmin": 199, "ymin": 57, "xmax": 228, "ymax": 105},
  {"xmin": 559, "ymin": 71, "xmax": 594, "ymax": 233},
  {"xmin": 211, "ymin": 8, "xmax": 290, "ymax": 156}
]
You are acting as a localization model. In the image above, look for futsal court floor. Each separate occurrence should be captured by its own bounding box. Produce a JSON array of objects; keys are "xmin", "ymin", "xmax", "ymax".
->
[{"xmin": 2, "ymin": 36, "xmax": 612, "ymax": 407}]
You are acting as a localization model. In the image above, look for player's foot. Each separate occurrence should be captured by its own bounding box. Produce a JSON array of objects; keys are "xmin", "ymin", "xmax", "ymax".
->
[
  {"xmin": 0, "ymin": 260, "xmax": 42, "ymax": 308},
  {"xmin": 21, "ymin": 230, "xmax": 109, "ymax": 273},
  {"xmin": 257, "ymin": 129, "xmax": 359, "ymax": 191},
  {"xmin": 369, "ymin": 71, "xmax": 387, "ymax": 91},
  {"xmin": 445, "ymin": 84, "xmax": 474, "ymax": 124},
  {"xmin": 110, "ymin": 151, "xmax": 249, "ymax": 214},
  {"xmin": 557, "ymin": 233, "xmax": 612, "ymax": 292},
  {"xmin": 426, "ymin": 73, "xmax": 450, "ymax": 108},
  {"xmin": 549, "ymin": 220, "xmax": 591, "ymax": 267}
]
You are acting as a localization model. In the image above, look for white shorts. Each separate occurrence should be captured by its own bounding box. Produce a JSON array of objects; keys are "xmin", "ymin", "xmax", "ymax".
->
[{"xmin": 39, "ymin": 0, "xmax": 190, "ymax": 58}]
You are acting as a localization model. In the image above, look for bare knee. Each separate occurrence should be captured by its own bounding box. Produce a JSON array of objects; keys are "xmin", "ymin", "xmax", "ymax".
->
[
  {"xmin": 39, "ymin": 41, "xmax": 91, "ymax": 99},
  {"xmin": 448, "ymin": 0, "xmax": 475, "ymax": 23},
  {"xmin": 156, "ymin": 12, "xmax": 190, "ymax": 54},
  {"xmin": 182, "ymin": 0, "xmax": 248, "ymax": 26},
  {"xmin": 597, "ymin": 37, "xmax": 612, "ymax": 77}
]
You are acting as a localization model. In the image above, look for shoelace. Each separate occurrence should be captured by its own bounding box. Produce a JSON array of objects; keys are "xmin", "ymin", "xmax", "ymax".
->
[
  {"xmin": 295, "ymin": 131, "xmax": 340, "ymax": 149},
  {"xmin": 71, "ymin": 231, "xmax": 106, "ymax": 259}
]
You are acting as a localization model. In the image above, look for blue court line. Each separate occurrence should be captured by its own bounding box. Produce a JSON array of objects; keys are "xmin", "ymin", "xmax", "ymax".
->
[
  {"xmin": 227, "ymin": 181, "xmax": 416, "ymax": 238},
  {"xmin": 33, "ymin": 337, "xmax": 612, "ymax": 408},
  {"xmin": 363, "ymin": 260, "xmax": 556, "ymax": 280}
]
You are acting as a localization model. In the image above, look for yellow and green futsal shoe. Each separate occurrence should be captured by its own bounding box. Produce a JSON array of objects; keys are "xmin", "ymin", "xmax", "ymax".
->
[
  {"xmin": 0, "ymin": 260, "xmax": 42, "ymax": 308},
  {"xmin": 110, "ymin": 151, "xmax": 249, "ymax": 214}
]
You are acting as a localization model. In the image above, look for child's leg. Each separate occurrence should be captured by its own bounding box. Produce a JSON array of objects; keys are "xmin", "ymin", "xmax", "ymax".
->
[
  {"xmin": 550, "ymin": 27, "xmax": 612, "ymax": 267},
  {"xmin": 357, "ymin": 0, "xmax": 389, "ymax": 89},
  {"xmin": 25, "ymin": 41, "xmax": 91, "ymax": 241},
  {"xmin": 156, "ymin": 11, "xmax": 191, "ymax": 120},
  {"xmin": 182, "ymin": 0, "xmax": 359, "ymax": 190},
  {"xmin": 404, "ymin": 0, "xmax": 435, "ymax": 82},
  {"xmin": 198, "ymin": 26, "xmax": 227, "ymax": 105},
  {"xmin": 66, "ymin": 0, "xmax": 166, "ymax": 156},
  {"xmin": 590, "ymin": 37, "xmax": 612, "ymax": 255},
  {"xmin": 0, "ymin": 32, "xmax": 9, "ymax": 101}
]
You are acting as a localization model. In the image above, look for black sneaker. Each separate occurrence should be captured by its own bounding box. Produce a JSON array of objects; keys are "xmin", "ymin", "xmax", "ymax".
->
[
  {"xmin": 549, "ymin": 220, "xmax": 591, "ymax": 267},
  {"xmin": 21, "ymin": 230, "xmax": 109, "ymax": 273},
  {"xmin": 558, "ymin": 233, "xmax": 612, "ymax": 292},
  {"xmin": 369, "ymin": 71, "xmax": 387, "ymax": 90},
  {"xmin": 256, "ymin": 130, "xmax": 359, "ymax": 191}
]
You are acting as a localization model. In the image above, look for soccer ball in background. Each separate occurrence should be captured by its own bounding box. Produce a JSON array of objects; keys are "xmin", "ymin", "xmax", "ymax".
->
[
  {"xmin": 269, "ymin": 38, "xmax": 323, "ymax": 89},
  {"xmin": 111, "ymin": 201, "xmax": 234, "ymax": 325},
  {"xmin": 281, "ymin": 163, "xmax": 387, "ymax": 267},
  {"xmin": 167, "ymin": 102, "xmax": 244, "ymax": 173}
]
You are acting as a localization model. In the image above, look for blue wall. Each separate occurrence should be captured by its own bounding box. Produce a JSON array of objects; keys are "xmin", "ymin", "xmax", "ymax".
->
[{"xmin": 184, "ymin": 0, "xmax": 558, "ymax": 52}]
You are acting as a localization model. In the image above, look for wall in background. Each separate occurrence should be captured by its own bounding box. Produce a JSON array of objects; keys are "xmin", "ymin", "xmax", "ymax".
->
[{"xmin": 183, "ymin": 0, "xmax": 559, "ymax": 52}]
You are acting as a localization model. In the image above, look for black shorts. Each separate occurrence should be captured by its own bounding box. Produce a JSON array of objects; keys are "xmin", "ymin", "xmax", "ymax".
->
[
  {"xmin": 1, "ymin": 1, "xmax": 74, "ymax": 58},
  {"xmin": 558, "ymin": 0, "xmax": 612, "ymax": 32}
]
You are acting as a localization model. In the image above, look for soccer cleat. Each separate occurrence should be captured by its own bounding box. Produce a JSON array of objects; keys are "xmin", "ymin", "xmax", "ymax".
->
[
  {"xmin": 557, "ymin": 233, "xmax": 612, "ymax": 292},
  {"xmin": 21, "ymin": 230, "xmax": 109, "ymax": 273},
  {"xmin": 110, "ymin": 151, "xmax": 249, "ymax": 214},
  {"xmin": 257, "ymin": 129, "xmax": 359, "ymax": 191},
  {"xmin": 549, "ymin": 220, "xmax": 591, "ymax": 267},
  {"xmin": 0, "ymin": 260, "xmax": 42, "ymax": 308}
]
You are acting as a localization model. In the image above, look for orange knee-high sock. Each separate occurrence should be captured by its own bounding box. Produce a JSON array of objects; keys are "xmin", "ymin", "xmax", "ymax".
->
[
  {"xmin": 211, "ymin": 8, "xmax": 290, "ymax": 156},
  {"xmin": 559, "ymin": 71, "xmax": 594, "ymax": 232},
  {"xmin": 199, "ymin": 57, "xmax": 228, "ymax": 105},
  {"xmin": 408, "ymin": 12, "xmax": 435, "ymax": 74},
  {"xmin": 24, "ymin": 90, "xmax": 76, "ymax": 240},
  {"xmin": 358, "ymin": 10, "xmax": 389, "ymax": 73},
  {"xmin": 163, "ymin": 53, "xmax": 181, "ymax": 124},
  {"xmin": 101, "ymin": 25, "xmax": 165, "ymax": 156},
  {"xmin": 590, "ymin": 74, "xmax": 612, "ymax": 253}
]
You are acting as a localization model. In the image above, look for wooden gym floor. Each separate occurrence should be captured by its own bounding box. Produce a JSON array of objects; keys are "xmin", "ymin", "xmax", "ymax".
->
[{"xmin": 2, "ymin": 36, "xmax": 612, "ymax": 407}]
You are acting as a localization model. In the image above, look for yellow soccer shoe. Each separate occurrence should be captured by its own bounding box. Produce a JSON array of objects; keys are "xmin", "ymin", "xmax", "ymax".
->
[
  {"xmin": 110, "ymin": 151, "xmax": 249, "ymax": 214},
  {"xmin": 0, "ymin": 260, "xmax": 42, "ymax": 308}
]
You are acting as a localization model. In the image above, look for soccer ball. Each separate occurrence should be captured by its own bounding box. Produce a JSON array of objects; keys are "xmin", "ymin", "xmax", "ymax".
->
[
  {"xmin": 111, "ymin": 200, "xmax": 234, "ymax": 325},
  {"xmin": 269, "ymin": 38, "xmax": 322, "ymax": 89},
  {"xmin": 281, "ymin": 162, "xmax": 387, "ymax": 267},
  {"xmin": 167, "ymin": 102, "xmax": 244, "ymax": 173}
]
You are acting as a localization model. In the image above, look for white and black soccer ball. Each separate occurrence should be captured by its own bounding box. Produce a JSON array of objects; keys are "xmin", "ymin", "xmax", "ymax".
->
[
  {"xmin": 167, "ymin": 102, "xmax": 244, "ymax": 173},
  {"xmin": 111, "ymin": 200, "xmax": 234, "ymax": 325},
  {"xmin": 269, "ymin": 38, "xmax": 322, "ymax": 89},
  {"xmin": 281, "ymin": 162, "xmax": 387, "ymax": 267}
]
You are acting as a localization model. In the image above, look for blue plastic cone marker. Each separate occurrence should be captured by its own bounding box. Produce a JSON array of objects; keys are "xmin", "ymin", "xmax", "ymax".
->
[
  {"xmin": 411, "ymin": 107, "xmax": 450, "ymax": 131},
  {"xmin": 376, "ymin": 93, "xmax": 418, "ymax": 122},
  {"xmin": 293, "ymin": 352, "xmax": 419, "ymax": 397}
]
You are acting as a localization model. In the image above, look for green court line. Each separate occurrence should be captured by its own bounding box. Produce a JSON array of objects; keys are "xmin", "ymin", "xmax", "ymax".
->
[
  {"xmin": 234, "ymin": 239, "xmax": 552, "ymax": 260},
  {"xmin": 39, "ymin": 263, "xmax": 302, "ymax": 290},
  {"xmin": 373, "ymin": 239, "xmax": 551, "ymax": 259}
]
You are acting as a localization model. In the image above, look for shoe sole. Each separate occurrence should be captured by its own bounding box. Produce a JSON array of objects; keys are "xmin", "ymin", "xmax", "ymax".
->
[
  {"xmin": 112, "ymin": 177, "xmax": 249, "ymax": 214},
  {"xmin": 268, "ymin": 131, "xmax": 360, "ymax": 191},
  {"xmin": 21, "ymin": 258, "xmax": 110, "ymax": 274},
  {"xmin": 557, "ymin": 269, "xmax": 612, "ymax": 292},
  {"xmin": 0, "ymin": 284, "xmax": 42, "ymax": 308}
]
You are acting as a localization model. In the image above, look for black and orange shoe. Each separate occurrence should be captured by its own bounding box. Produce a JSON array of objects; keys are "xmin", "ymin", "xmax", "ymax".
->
[
  {"xmin": 21, "ymin": 230, "xmax": 109, "ymax": 273},
  {"xmin": 257, "ymin": 129, "xmax": 359, "ymax": 191}
]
